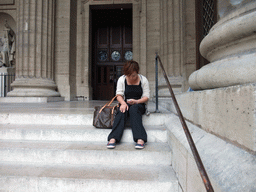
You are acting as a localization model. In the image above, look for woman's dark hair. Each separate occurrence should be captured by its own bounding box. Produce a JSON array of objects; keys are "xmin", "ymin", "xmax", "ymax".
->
[{"xmin": 123, "ymin": 61, "xmax": 140, "ymax": 76}]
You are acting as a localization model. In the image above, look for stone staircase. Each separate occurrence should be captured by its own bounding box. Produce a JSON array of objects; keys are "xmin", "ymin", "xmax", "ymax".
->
[{"xmin": 0, "ymin": 102, "xmax": 180, "ymax": 192}]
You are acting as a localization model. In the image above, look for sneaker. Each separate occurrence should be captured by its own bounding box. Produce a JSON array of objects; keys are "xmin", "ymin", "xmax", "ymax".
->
[
  {"xmin": 107, "ymin": 142, "xmax": 116, "ymax": 149},
  {"xmin": 135, "ymin": 143, "xmax": 145, "ymax": 149}
]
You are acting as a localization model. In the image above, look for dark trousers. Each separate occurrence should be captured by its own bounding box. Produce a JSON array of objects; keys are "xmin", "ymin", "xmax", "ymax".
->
[{"xmin": 107, "ymin": 103, "xmax": 147, "ymax": 143}]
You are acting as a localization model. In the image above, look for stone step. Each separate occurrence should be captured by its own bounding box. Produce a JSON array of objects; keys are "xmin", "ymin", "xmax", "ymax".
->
[
  {"xmin": 0, "ymin": 124, "xmax": 167, "ymax": 143},
  {"xmin": 0, "ymin": 140, "xmax": 171, "ymax": 166},
  {"xmin": 0, "ymin": 109, "xmax": 170, "ymax": 126},
  {"xmin": 0, "ymin": 162, "xmax": 179, "ymax": 192}
]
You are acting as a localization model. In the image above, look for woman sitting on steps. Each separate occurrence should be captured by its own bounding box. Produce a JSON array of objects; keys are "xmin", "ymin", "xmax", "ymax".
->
[{"xmin": 107, "ymin": 60, "xmax": 150, "ymax": 149}]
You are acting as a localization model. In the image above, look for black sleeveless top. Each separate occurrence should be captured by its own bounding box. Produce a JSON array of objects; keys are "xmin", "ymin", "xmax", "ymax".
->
[{"xmin": 124, "ymin": 79, "xmax": 143, "ymax": 102}]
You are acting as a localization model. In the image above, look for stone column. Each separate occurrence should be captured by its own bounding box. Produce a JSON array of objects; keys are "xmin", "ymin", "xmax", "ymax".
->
[
  {"xmin": 189, "ymin": 0, "xmax": 256, "ymax": 90},
  {"xmin": 157, "ymin": 0, "xmax": 185, "ymax": 97},
  {"xmin": 8, "ymin": 0, "xmax": 60, "ymax": 97}
]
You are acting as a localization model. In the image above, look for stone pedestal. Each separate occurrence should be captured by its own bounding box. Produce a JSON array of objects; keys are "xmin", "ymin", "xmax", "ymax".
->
[
  {"xmin": 184, "ymin": 0, "xmax": 256, "ymax": 152},
  {"xmin": 7, "ymin": 0, "xmax": 60, "ymax": 98},
  {"xmin": 189, "ymin": 1, "xmax": 256, "ymax": 90},
  {"xmin": 167, "ymin": 83, "xmax": 256, "ymax": 152},
  {"xmin": 8, "ymin": 77, "xmax": 60, "ymax": 97}
]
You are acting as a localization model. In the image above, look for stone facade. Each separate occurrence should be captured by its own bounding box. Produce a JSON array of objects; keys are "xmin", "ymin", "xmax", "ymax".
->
[
  {"xmin": 165, "ymin": 1, "xmax": 256, "ymax": 191},
  {"xmin": 185, "ymin": 0, "xmax": 256, "ymax": 152},
  {"xmin": 0, "ymin": 0, "xmax": 197, "ymax": 101},
  {"xmin": 2, "ymin": 0, "xmax": 256, "ymax": 191}
]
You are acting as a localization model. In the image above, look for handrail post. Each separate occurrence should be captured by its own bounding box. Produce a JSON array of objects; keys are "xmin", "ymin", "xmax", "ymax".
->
[
  {"xmin": 156, "ymin": 55, "xmax": 214, "ymax": 192},
  {"xmin": 155, "ymin": 52, "xmax": 160, "ymax": 113}
]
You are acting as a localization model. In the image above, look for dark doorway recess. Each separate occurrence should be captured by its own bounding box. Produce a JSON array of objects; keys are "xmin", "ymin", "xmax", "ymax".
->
[{"xmin": 91, "ymin": 5, "xmax": 132, "ymax": 100}]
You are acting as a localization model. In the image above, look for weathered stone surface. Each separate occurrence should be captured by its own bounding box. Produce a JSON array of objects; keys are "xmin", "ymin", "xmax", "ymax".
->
[
  {"xmin": 0, "ymin": 101, "xmax": 179, "ymax": 192},
  {"xmin": 6, "ymin": 0, "xmax": 61, "ymax": 98},
  {"xmin": 189, "ymin": 1, "xmax": 256, "ymax": 90},
  {"xmin": 189, "ymin": 52, "xmax": 256, "ymax": 90},
  {"xmin": 8, "ymin": 77, "xmax": 60, "ymax": 97},
  {"xmin": 166, "ymin": 113, "xmax": 256, "ymax": 192},
  {"xmin": 167, "ymin": 83, "xmax": 256, "ymax": 152},
  {"xmin": 0, "ymin": 0, "xmax": 14, "ymax": 5}
]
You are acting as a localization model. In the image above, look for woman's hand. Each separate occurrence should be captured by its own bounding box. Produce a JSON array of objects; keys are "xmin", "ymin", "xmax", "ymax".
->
[
  {"xmin": 127, "ymin": 99, "xmax": 138, "ymax": 105},
  {"xmin": 119, "ymin": 103, "xmax": 129, "ymax": 113},
  {"xmin": 116, "ymin": 95, "xmax": 129, "ymax": 113}
]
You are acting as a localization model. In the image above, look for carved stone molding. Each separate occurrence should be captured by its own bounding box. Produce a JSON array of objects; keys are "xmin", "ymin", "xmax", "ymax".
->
[
  {"xmin": 81, "ymin": 0, "xmax": 89, "ymax": 4},
  {"xmin": 0, "ymin": 0, "xmax": 14, "ymax": 5}
]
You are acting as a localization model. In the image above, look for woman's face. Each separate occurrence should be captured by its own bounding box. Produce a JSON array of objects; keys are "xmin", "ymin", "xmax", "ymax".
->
[{"xmin": 127, "ymin": 71, "xmax": 138, "ymax": 82}]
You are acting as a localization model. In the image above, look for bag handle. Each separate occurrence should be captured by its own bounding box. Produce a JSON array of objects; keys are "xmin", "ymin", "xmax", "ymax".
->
[
  {"xmin": 99, "ymin": 95, "xmax": 118, "ymax": 113},
  {"xmin": 107, "ymin": 95, "xmax": 118, "ymax": 106}
]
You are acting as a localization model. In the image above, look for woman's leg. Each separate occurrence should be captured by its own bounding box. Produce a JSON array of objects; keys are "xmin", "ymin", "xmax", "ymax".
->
[
  {"xmin": 129, "ymin": 104, "xmax": 147, "ymax": 143},
  {"xmin": 107, "ymin": 110, "xmax": 127, "ymax": 143}
]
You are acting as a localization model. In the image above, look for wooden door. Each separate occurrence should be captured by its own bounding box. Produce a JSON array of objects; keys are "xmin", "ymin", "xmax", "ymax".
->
[{"xmin": 92, "ymin": 9, "xmax": 132, "ymax": 100}]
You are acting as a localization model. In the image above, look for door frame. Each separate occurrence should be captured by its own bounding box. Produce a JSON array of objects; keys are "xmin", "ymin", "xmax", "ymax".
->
[
  {"xmin": 90, "ymin": 4, "xmax": 133, "ymax": 100},
  {"xmin": 77, "ymin": 1, "xmax": 146, "ymax": 100}
]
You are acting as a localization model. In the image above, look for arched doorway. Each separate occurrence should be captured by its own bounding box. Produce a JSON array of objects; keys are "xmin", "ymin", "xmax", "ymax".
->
[{"xmin": 91, "ymin": 5, "xmax": 132, "ymax": 100}]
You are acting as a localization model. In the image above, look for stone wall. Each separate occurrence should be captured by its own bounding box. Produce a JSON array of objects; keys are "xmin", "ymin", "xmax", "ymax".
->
[
  {"xmin": 55, "ymin": 0, "xmax": 74, "ymax": 100},
  {"xmin": 164, "ymin": 1, "xmax": 256, "ymax": 191},
  {"xmin": 165, "ymin": 113, "xmax": 256, "ymax": 192},
  {"xmin": 75, "ymin": 0, "xmax": 197, "ymax": 100},
  {"xmin": 0, "ymin": 0, "xmax": 197, "ymax": 101},
  {"xmin": 166, "ymin": 83, "xmax": 256, "ymax": 153}
]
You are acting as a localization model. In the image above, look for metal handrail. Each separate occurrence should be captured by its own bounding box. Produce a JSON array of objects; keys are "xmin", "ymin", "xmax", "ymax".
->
[{"xmin": 155, "ymin": 53, "xmax": 214, "ymax": 192}]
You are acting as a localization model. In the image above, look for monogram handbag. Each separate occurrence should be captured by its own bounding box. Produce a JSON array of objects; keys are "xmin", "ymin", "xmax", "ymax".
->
[{"xmin": 93, "ymin": 95, "xmax": 119, "ymax": 128}]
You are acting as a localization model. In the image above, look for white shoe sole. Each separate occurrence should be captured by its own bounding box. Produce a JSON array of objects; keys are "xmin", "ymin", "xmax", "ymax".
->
[{"xmin": 135, "ymin": 145, "xmax": 144, "ymax": 149}]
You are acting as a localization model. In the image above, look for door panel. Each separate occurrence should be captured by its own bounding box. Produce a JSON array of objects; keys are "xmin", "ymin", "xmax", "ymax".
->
[
  {"xmin": 98, "ymin": 27, "xmax": 108, "ymax": 46},
  {"xmin": 111, "ymin": 26, "xmax": 122, "ymax": 46},
  {"xmin": 95, "ymin": 65, "xmax": 114, "ymax": 100},
  {"xmin": 124, "ymin": 25, "xmax": 132, "ymax": 46}
]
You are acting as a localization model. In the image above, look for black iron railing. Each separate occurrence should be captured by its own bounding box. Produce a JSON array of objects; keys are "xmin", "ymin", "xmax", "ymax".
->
[
  {"xmin": 0, "ymin": 73, "xmax": 15, "ymax": 97},
  {"xmin": 155, "ymin": 53, "xmax": 214, "ymax": 192}
]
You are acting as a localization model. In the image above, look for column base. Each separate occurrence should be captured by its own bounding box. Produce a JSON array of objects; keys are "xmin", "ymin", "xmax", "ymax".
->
[
  {"xmin": 189, "ymin": 2, "xmax": 256, "ymax": 90},
  {"xmin": 0, "ymin": 96, "xmax": 64, "ymax": 103},
  {"xmin": 189, "ymin": 53, "xmax": 256, "ymax": 90},
  {"xmin": 7, "ymin": 77, "xmax": 61, "ymax": 97}
]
